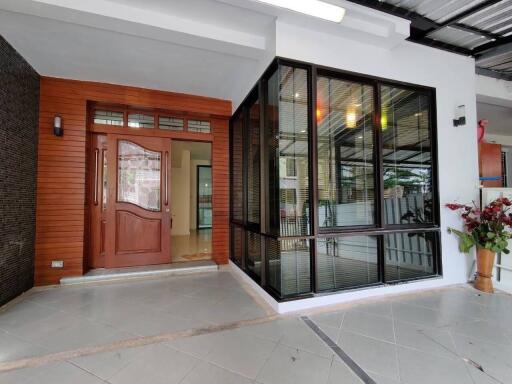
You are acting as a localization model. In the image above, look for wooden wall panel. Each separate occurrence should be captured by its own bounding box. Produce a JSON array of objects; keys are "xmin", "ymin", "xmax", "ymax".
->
[
  {"xmin": 36, "ymin": 77, "xmax": 231, "ymax": 285},
  {"xmin": 479, "ymin": 142, "xmax": 503, "ymax": 188}
]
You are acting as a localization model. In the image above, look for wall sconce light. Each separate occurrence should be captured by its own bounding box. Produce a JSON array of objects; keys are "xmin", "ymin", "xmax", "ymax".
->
[
  {"xmin": 53, "ymin": 115, "xmax": 63, "ymax": 136},
  {"xmin": 453, "ymin": 105, "xmax": 466, "ymax": 127}
]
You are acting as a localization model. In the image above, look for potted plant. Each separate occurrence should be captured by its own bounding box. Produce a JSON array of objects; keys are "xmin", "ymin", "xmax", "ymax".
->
[{"xmin": 446, "ymin": 198, "xmax": 512, "ymax": 293}]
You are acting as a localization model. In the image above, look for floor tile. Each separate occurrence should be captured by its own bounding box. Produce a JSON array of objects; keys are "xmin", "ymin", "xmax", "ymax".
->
[
  {"xmin": 397, "ymin": 346, "xmax": 473, "ymax": 384},
  {"xmin": 394, "ymin": 320, "xmax": 458, "ymax": 359},
  {"xmin": 309, "ymin": 310, "xmax": 345, "ymax": 329},
  {"xmin": 337, "ymin": 330, "xmax": 399, "ymax": 381},
  {"xmin": 71, "ymin": 345, "xmax": 147, "ymax": 381},
  {"xmin": 206, "ymin": 329, "xmax": 276, "ymax": 379},
  {"xmin": 256, "ymin": 344, "xmax": 331, "ymax": 384},
  {"xmin": 6, "ymin": 362, "xmax": 106, "ymax": 384},
  {"xmin": 354, "ymin": 300, "xmax": 393, "ymax": 318},
  {"xmin": 341, "ymin": 310, "xmax": 395, "ymax": 343},
  {"xmin": 181, "ymin": 360, "xmax": 253, "ymax": 384},
  {"xmin": 327, "ymin": 358, "xmax": 362, "ymax": 384},
  {"xmin": 166, "ymin": 331, "xmax": 224, "ymax": 359},
  {"xmin": 451, "ymin": 333, "xmax": 512, "ymax": 384},
  {"xmin": 108, "ymin": 344, "xmax": 200, "ymax": 384},
  {"xmin": 0, "ymin": 330, "xmax": 49, "ymax": 362}
]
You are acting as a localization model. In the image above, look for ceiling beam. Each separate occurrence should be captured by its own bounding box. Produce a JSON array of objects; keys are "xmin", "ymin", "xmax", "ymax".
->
[
  {"xmin": 474, "ymin": 35, "xmax": 512, "ymax": 56},
  {"xmin": 476, "ymin": 67, "xmax": 512, "ymax": 81}
]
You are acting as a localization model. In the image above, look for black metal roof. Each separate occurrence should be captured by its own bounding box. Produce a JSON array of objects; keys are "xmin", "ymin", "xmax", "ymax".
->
[{"xmin": 347, "ymin": 0, "xmax": 512, "ymax": 80}]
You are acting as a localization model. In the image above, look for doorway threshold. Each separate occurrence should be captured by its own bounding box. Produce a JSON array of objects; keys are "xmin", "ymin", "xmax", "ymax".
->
[{"xmin": 60, "ymin": 260, "xmax": 218, "ymax": 285}]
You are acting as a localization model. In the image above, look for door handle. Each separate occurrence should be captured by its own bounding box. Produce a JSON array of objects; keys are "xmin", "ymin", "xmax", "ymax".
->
[
  {"xmin": 165, "ymin": 151, "xmax": 169, "ymax": 206},
  {"xmin": 93, "ymin": 148, "xmax": 99, "ymax": 205}
]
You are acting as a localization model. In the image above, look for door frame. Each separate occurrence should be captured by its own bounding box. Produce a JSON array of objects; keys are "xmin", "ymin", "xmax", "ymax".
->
[{"xmin": 196, "ymin": 165, "xmax": 213, "ymax": 230}]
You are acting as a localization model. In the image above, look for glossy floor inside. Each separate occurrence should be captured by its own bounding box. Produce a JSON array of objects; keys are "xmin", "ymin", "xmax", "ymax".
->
[
  {"xmin": 1, "ymin": 269, "xmax": 512, "ymax": 384},
  {"xmin": 171, "ymin": 229, "xmax": 212, "ymax": 263}
]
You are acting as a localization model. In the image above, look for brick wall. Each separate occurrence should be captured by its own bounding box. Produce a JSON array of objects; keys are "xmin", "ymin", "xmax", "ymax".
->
[{"xmin": 0, "ymin": 36, "xmax": 39, "ymax": 306}]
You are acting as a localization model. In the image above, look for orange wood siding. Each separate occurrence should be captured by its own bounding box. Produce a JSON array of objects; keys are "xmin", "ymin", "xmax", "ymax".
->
[
  {"xmin": 36, "ymin": 77, "xmax": 231, "ymax": 285},
  {"xmin": 479, "ymin": 142, "xmax": 503, "ymax": 188}
]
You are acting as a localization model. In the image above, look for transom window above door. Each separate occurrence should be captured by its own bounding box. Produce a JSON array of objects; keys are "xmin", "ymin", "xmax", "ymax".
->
[{"xmin": 91, "ymin": 105, "xmax": 211, "ymax": 134}]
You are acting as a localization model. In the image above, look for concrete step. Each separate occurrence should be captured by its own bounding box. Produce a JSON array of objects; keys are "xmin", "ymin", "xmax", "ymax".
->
[{"xmin": 60, "ymin": 260, "xmax": 218, "ymax": 285}]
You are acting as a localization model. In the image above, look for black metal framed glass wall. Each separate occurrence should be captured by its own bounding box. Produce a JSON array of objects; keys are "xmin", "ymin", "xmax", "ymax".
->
[{"xmin": 230, "ymin": 57, "xmax": 442, "ymax": 301}]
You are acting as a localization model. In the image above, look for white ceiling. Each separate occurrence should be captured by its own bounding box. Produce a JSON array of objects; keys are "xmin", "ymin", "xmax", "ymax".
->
[
  {"xmin": 0, "ymin": 0, "xmax": 410, "ymax": 108},
  {"xmin": 477, "ymin": 102, "xmax": 512, "ymax": 136}
]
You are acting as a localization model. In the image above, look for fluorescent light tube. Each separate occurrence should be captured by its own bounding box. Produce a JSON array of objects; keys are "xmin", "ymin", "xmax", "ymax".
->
[{"xmin": 256, "ymin": 0, "xmax": 346, "ymax": 22}]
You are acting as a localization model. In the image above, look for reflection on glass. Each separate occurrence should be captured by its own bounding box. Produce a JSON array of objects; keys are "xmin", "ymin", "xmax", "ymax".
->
[
  {"xmin": 317, "ymin": 236, "xmax": 378, "ymax": 291},
  {"xmin": 381, "ymin": 86, "xmax": 432, "ymax": 225},
  {"xmin": 232, "ymin": 225, "xmax": 243, "ymax": 266},
  {"xmin": 267, "ymin": 238, "xmax": 311, "ymax": 297},
  {"xmin": 159, "ymin": 116, "xmax": 184, "ymax": 131},
  {"xmin": 102, "ymin": 150, "xmax": 107, "ymax": 211},
  {"xmin": 197, "ymin": 166, "xmax": 212, "ymax": 229},
  {"xmin": 248, "ymin": 97, "xmax": 260, "ymax": 224},
  {"xmin": 117, "ymin": 140, "xmax": 161, "ymax": 211},
  {"xmin": 265, "ymin": 65, "xmax": 310, "ymax": 236},
  {"xmin": 128, "ymin": 113, "xmax": 155, "ymax": 128},
  {"xmin": 317, "ymin": 77, "xmax": 375, "ymax": 228},
  {"xmin": 188, "ymin": 120, "xmax": 211, "ymax": 133},
  {"xmin": 246, "ymin": 232, "xmax": 261, "ymax": 280},
  {"xmin": 384, "ymin": 231, "xmax": 436, "ymax": 281},
  {"xmin": 232, "ymin": 112, "xmax": 244, "ymax": 222},
  {"xmin": 94, "ymin": 110, "xmax": 124, "ymax": 126}
]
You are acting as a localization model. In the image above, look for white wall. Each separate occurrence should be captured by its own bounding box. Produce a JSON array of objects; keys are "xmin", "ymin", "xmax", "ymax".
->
[
  {"xmin": 275, "ymin": 21, "xmax": 479, "ymax": 286},
  {"xmin": 476, "ymin": 75, "xmax": 512, "ymax": 108},
  {"xmin": 171, "ymin": 150, "xmax": 191, "ymax": 236}
]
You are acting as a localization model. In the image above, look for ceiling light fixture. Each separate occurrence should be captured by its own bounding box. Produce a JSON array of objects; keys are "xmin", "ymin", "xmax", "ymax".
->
[{"xmin": 255, "ymin": 0, "xmax": 346, "ymax": 23}]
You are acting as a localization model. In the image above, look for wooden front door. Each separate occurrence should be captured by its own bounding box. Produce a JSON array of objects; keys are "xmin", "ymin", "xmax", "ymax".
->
[{"xmin": 105, "ymin": 134, "xmax": 171, "ymax": 268}]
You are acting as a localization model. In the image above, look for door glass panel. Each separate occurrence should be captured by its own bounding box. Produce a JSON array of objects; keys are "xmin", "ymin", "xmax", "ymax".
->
[
  {"xmin": 197, "ymin": 166, "xmax": 212, "ymax": 228},
  {"xmin": 117, "ymin": 140, "xmax": 161, "ymax": 211}
]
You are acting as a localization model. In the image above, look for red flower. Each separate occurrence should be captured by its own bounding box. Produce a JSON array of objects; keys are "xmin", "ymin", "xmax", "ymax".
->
[{"xmin": 446, "ymin": 203, "xmax": 464, "ymax": 210}]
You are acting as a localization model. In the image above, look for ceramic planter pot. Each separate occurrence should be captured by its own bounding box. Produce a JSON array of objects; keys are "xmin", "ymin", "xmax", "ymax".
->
[{"xmin": 474, "ymin": 247, "xmax": 496, "ymax": 293}]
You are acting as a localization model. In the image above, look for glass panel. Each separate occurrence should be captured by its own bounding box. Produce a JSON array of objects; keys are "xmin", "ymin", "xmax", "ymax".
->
[
  {"xmin": 102, "ymin": 150, "xmax": 107, "ymax": 211},
  {"xmin": 128, "ymin": 113, "xmax": 155, "ymax": 128},
  {"xmin": 197, "ymin": 166, "xmax": 212, "ymax": 229},
  {"xmin": 246, "ymin": 231, "xmax": 262, "ymax": 280},
  {"xmin": 381, "ymin": 86, "xmax": 433, "ymax": 225},
  {"xmin": 232, "ymin": 112, "xmax": 244, "ymax": 222},
  {"xmin": 265, "ymin": 65, "xmax": 310, "ymax": 236},
  {"xmin": 267, "ymin": 237, "xmax": 311, "ymax": 297},
  {"xmin": 317, "ymin": 76, "xmax": 375, "ymax": 228},
  {"xmin": 384, "ymin": 231, "xmax": 436, "ymax": 281},
  {"xmin": 117, "ymin": 140, "xmax": 161, "ymax": 211},
  {"xmin": 188, "ymin": 120, "xmax": 211, "ymax": 133},
  {"xmin": 265, "ymin": 69, "xmax": 280, "ymax": 235},
  {"xmin": 317, "ymin": 235, "xmax": 378, "ymax": 291},
  {"xmin": 231, "ymin": 225, "xmax": 243, "ymax": 266},
  {"xmin": 159, "ymin": 116, "xmax": 184, "ymax": 131},
  {"xmin": 93, "ymin": 110, "xmax": 123, "ymax": 126},
  {"xmin": 248, "ymin": 96, "xmax": 260, "ymax": 224}
]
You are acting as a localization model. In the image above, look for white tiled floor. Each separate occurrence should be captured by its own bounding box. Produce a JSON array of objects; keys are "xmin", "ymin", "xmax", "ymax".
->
[{"xmin": 1, "ymin": 269, "xmax": 512, "ymax": 384}]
